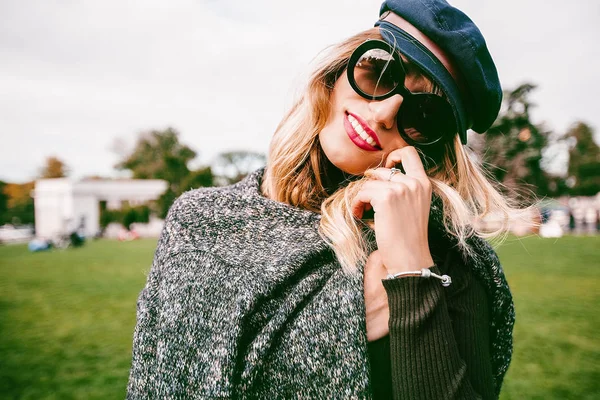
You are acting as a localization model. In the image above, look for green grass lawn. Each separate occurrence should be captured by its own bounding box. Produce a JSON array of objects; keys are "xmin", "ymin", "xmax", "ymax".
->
[
  {"xmin": 496, "ymin": 236, "xmax": 599, "ymax": 400},
  {"xmin": 0, "ymin": 239, "xmax": 156, "ymax": 400},
  {"xmin": 0, "ymin": 236, "xmax": 598, "ymax": 399}
]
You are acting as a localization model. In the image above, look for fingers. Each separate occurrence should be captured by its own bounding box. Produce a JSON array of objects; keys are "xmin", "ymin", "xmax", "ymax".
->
[
  {"xmin": 364, "ymin": 168, "xmax": 427, "ymax": 193},
  {"xmin": 360, "ymin": 177, "xmax": 421, "ymax": 196},
  {"xmin": 384, "ymin": 146, "xmax": 428, "ymax": 180},
  {"xmin": 364, "ymin": 168, "xmax": 405, "ymax": 182},
  {"xmin": 352, "ymin": 146, "xmax": 431, "ymax": 220},
  {"xmin": 351, "ymin": 180, "xmax": 419, "ymax": 217},
  {"xmin": 351, "ymin": 188, "xmax": 374, "ymax": 219},
  {"xmin": 351, "ymin": 182, "xmax": 397, "ymax": 218}
]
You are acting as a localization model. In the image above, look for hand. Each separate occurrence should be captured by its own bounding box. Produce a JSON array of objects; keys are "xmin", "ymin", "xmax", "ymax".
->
[
  {"xmin": 363, "ymin": 250, "xmax": 389, "ymax": 342},
  {"xmin": 351, "ymin": 146, "xmax": 434, "ymax": 274}
]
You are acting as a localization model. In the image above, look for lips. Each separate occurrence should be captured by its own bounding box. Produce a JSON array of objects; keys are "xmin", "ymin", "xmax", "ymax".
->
[{"xmin": 344, "ymin": 112, "xmax": 382, "ymax": 151}]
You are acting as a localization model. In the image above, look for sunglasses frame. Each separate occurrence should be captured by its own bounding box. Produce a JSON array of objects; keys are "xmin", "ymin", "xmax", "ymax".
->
[{"xmin": 346, "ymin": 39, "xmax": 456, "ymax": 147}]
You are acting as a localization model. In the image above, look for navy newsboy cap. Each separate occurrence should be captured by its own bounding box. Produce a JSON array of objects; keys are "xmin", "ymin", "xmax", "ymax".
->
[{"xmin": 375, "ymin": 0, "xmax": 502, "ymax": 142}]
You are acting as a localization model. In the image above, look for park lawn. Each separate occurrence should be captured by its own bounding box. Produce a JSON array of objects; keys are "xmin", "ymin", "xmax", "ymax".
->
[
  {"xmin": 0, "ymin": 236, "xmax": 598, "ymax": 399},
  {"xmin": 0, "ymin": 239, "xmax": 157, "ymax": 400},
  {"xmin": 496, "ymin": 235, "xmax": 599, "ymax": 400}
]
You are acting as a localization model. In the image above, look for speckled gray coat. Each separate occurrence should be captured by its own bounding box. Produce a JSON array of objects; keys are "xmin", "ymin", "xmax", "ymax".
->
[{"xmin": 126, "ymin": 168, "xmax": 514, "ymax": 399}]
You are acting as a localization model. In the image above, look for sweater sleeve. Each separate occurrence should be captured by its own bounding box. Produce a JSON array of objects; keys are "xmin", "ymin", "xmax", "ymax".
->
[{"xmin": 381, "ymin": 253, "xmax": 495, "ymax": 400}]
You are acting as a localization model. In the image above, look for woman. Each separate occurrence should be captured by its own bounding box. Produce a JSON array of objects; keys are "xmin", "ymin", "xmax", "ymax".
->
[{"xmin": 127, "ymin": 1, "xmax": 519, "ymax": 399}]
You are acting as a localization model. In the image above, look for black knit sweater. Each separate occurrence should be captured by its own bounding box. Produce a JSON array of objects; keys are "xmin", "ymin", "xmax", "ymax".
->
[{"xmin": 127, "ymin": 168, "xmax": 514, "ymax": 399}]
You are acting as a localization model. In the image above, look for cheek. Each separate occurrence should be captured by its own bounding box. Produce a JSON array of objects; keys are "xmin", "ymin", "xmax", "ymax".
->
[{"xmin": 316, "ymin": 75, "xmax": 389, "ymax": 174}]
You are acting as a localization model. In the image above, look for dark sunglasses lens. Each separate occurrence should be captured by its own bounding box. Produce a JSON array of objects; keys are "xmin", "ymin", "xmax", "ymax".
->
[
  {"xmin": 400, "ymin": 95, "xmax": 455, "ymax": 144},
  {"xmin": 352, "ymin": 48, "xmax": 403, "ymax": 97}
]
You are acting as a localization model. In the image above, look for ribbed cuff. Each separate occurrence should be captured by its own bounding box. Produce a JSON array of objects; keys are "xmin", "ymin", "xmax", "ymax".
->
[{"xmin": 381, "ymin": 266, "xmax": 444, "ymax": 308}]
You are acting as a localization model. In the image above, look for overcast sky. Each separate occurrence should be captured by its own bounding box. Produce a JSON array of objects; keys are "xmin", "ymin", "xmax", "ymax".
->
[{"xmin": 1, "ymin": 0, "xmax": 599, "ymax": 182}]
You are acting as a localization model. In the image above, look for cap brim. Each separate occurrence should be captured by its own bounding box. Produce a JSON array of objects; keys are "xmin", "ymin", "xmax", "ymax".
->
[{"xmin": 376, "ymin": 21, "xmax": 468, "ymax": 143}]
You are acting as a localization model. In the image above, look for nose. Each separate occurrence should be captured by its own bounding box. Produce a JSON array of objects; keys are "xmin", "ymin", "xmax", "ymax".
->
[{"xmin": 369, "ymin": 94, "xmax": 403, "ymax": 130}]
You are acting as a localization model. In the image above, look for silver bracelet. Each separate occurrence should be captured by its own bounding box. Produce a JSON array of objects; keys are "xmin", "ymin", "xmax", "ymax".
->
[{"xmin": 386, "ymin": 268, "xmax": 452, "ymax": 287}]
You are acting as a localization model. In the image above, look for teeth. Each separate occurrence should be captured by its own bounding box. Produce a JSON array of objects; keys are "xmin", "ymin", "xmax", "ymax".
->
[
  {"xmin": 348, "ymin": 114, "xmax": 377, "ymax": 147},
  {"xmin": 357, "ymin": 127, "xmax": 374, "ymax": 145}
]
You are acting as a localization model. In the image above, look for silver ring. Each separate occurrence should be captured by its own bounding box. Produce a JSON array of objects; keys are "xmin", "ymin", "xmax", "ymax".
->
[{"xmin": 388, "ymin": 167, "xmax": 399, "ymax": 181}]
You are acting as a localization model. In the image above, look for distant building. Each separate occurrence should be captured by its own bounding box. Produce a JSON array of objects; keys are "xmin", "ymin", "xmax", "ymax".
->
[{"xmin": 32, "ymin": 178, "xmax": 168, "ymax": 238}]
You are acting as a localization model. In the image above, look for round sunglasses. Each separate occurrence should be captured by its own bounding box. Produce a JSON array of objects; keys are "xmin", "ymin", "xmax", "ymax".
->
[{"xmin": 346, "ymin": 39, "xmax": 457, "ymax": 147}]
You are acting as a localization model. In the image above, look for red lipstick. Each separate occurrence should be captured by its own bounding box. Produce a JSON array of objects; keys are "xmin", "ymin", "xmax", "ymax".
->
[{"xmin": 344, "ymin": 112, "xmax": 382, "ymax": 151}]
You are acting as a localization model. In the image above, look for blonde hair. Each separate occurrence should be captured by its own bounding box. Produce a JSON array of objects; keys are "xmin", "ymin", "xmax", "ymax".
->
[{"xmin": 262, "ymin": 28, "xmax": 528, "ymax": 274}]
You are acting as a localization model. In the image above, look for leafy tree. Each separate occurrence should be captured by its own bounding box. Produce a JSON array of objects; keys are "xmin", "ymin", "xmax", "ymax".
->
[
  {"xmin": 99, "ymin": 203, "xmax": 152, "ymax": 230},
  {"xmin": 0, "ymin": 181, "xmax": 8, "ymax": 225},
  {"xmin": 115, "ymin": 127, "xmax": 196, "ymax": 184},
  {"xmin": 180, "ymin": 167, "xmax": 214, "ymax": 191},
  {"xmin": 3, "ymin": 182, "xmax": 35, "ymax": 225},
  {"xmin": 214, "ymin": 151, "xmax": 266, "ymax": 185},
  {"xmin": 122, "ymin": 206, "xmax": 150, "ymax": 230},
  {"xmin": 152, "ymin": 167, "xmax": 215, "ymax": 219},
  {"xmin": 40, "ymin": 156, "xmax": 69, "ymax": 178},
  {"xmin": 1, "ymin": 156, "xmax": 67, "ymax": 227},
  {"xmin": 480, "ymin": 83, "xmax": 551, "ymax": 199},
  {"xmin": 156, "ymin": 189, "xmax": 178, "ymax": 220},
  {"xmin": 566, "ymin": 122, "xmax": 600, "ymax": 196},
  {"xmin": 115, "ymin": 128, "xmax": 213, "ymax": 217}
]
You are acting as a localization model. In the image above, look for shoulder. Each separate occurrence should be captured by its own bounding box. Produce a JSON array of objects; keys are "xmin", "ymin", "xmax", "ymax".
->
[
  {"xmin": 156, "ymin": 183, "xmax": 247, "ymax": 254},
  {"xmin": 158, "ymin": 169, "xmax": 276, "ymax": 254},
  {"xmin": 167, "ymin": 185, "xmax": 229, "ymax": 222},
  {"xmin": 165, "ymin": 169, "xmax": 266, "ymax": 226}
]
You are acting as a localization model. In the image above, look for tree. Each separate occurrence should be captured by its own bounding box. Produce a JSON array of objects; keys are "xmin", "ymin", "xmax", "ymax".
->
[
  {"xmin": 3, "ymin": 182, "xmax": 35, "ymax": 225},
  {"xmin": 99, "ymin": 204, "xmax": 152, "ymax": 230},
  {"xmin": 115, "ymin": 127, "xmax": 213, "ymax": 217},
  {"xmin": 180, "ymin": 167, "xmax": 214, "ymax": 191},
  {"xmin": 0, "ymin": 181, "xmax": 8, "ymax": 225},
  {"xmin": 566, "ymin": 122, "xmax": 600, "ymax": 196},
  {"xmin": 213, "ymin": 151, "xmax": 266, "ymax": 185},
  {"xmin": 115, "ymin": 127, "xmax": 196, "ymax": 184},
  {"xmin": 479, "ymin": 83, "xmax": 551, "ymax": 199},
  {"xmin": 40, "ymin": 156, "xmax": 68, "ymax": 178},
  {"xmin": 123, "ymin": 205, "xmax": 150, "ymax": 230}
]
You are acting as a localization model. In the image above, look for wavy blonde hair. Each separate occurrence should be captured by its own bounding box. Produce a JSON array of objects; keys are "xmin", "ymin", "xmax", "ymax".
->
[{"xmin": 261, "ymin": 28, "xmax": 528, "ymax": 274}]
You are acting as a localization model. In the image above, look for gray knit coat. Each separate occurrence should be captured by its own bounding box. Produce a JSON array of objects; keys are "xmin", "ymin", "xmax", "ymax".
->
[{"xmin": 127, "ymin": 168, "xmax": 515, "ymax": 399}]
